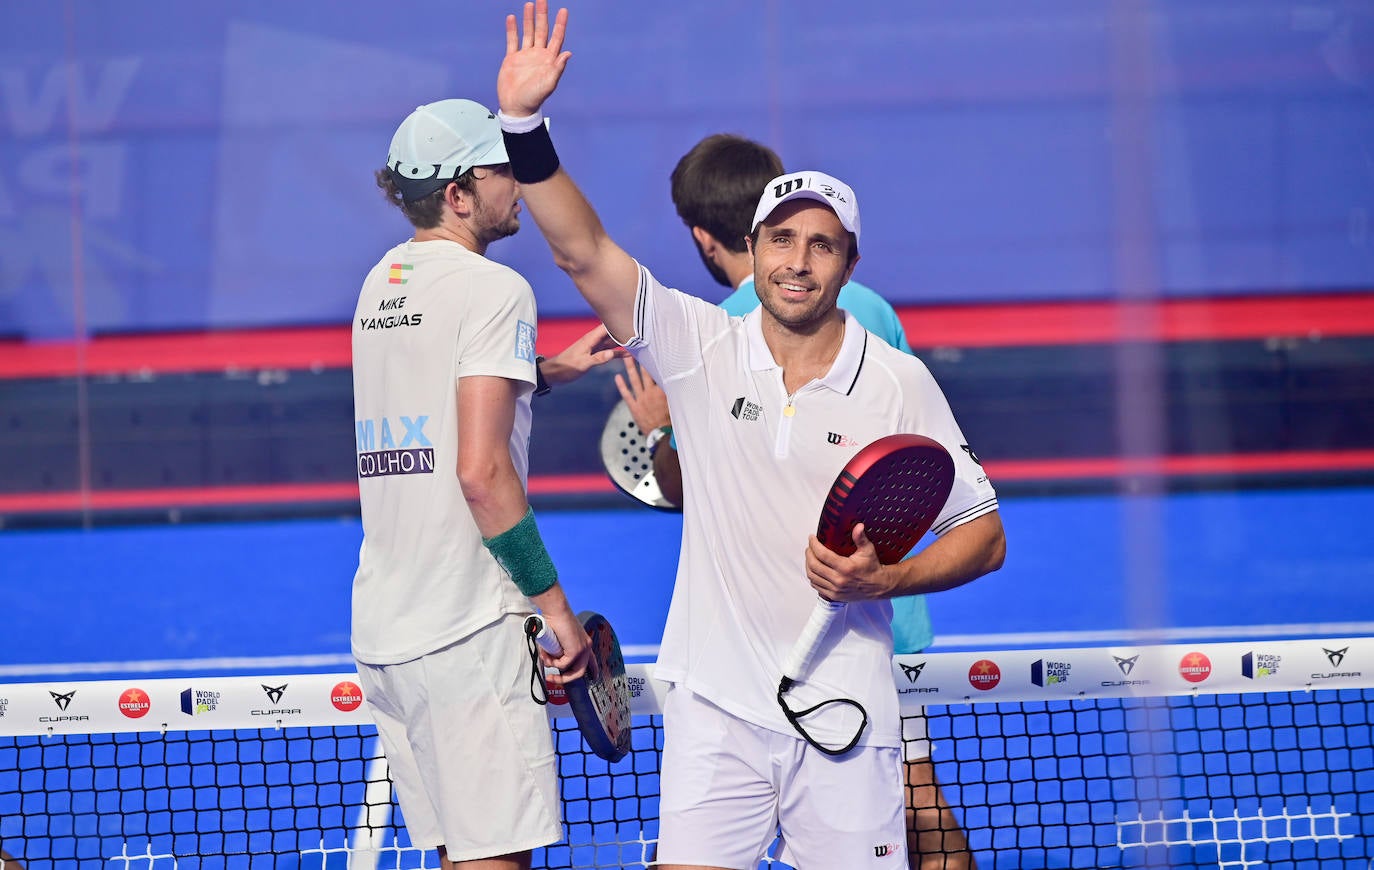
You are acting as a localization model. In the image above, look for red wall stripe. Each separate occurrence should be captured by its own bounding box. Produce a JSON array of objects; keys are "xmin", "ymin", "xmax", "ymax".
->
[
  {"xmin": 2, "ymin": 451, "xmax": 1370, "ymax": 516},
  {"xmin": 1, "ymin": 292, "xmax": 1370, "ymax": 380}
]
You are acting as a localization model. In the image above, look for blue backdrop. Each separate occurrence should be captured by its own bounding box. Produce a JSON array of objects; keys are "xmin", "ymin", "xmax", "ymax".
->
[{"xmin": 2, "ymin": 0, "xmax": 1372, "ymax": 338}]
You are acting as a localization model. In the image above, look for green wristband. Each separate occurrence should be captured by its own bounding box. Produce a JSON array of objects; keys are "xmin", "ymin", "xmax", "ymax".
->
[{"xmin": 481, "ymin": 506, "xmax": 558, "ymax": 597}]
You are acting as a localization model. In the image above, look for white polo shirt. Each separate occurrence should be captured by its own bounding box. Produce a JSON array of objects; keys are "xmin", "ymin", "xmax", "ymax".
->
[
  {"xmin": 350, "ymin": 239, "xmax": 538, "ymax": 665},
  {"xmin": 627, "ymin": 264, "xmax": 998, "ymax": 749}
]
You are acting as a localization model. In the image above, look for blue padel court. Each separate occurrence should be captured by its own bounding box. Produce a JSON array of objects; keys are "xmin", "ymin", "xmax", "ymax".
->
[{"xmin": 2, "ymin": 486, "xmax": 1373, "ymax": 867}]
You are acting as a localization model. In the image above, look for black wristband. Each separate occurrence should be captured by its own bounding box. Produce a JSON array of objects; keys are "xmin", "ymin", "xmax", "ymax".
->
[
  {"xmin": 534, "ymin": 356, "xmax": 552, "ymax": 396},
  {"xmin": 502, "ymin": 124, "xmax": 560, "ymax": 184}
]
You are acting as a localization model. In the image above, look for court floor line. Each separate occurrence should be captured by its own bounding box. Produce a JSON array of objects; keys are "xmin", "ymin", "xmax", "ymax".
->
[{"xmin": 4, "ymin": 624, "xmax": 1371, "ymax": 680}]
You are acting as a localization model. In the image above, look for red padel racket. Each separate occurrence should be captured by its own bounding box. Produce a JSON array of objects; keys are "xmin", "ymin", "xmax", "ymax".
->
[
  {"xmin": 525, "ymin": 611, "xmax": 633, "ymax": 763},
  {"xmin": 777, "ymin": 434, "xmax": 955, "ymax": 754}
]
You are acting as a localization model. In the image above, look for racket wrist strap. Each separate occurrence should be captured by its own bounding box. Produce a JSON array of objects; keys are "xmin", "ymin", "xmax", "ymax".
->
[{"xmin": 482, "ymin": 507, "xmax": 558, "ymax": 597}]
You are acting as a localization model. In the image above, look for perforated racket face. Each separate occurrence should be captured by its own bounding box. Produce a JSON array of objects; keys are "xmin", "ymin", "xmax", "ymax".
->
[
  {"xmin": 816, "ymin": 434, "xmax": 955, "ymax": 564},
  {"xmin": 564, "ymin": 611, "xmax": 632, "ymax": 763},
  {"xmin": 598, "ymin": 400, "xmax": 677, "ymax": 511}
]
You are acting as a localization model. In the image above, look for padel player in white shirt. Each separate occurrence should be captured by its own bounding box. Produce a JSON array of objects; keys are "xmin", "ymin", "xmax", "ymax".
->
[{"xmin": 495, "ymin": 7, "xmax": 1005, "ymax": 866}]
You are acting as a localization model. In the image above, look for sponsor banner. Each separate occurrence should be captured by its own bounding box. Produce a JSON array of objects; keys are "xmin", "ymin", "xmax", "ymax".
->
[
  {"xmin": 892, "ymin": 637, "xmax": 1374, "ymax": 709},
  {"xmin": 0, "ymin": 665, "xmax": 670, "ymax": 735},
  {"xmin": 3, "ymin": 641, "xmax": 1370, "ymax": 736},
  {"xmin": 0, "ymin": 673, "xmax": 374, "ymax": 738}
]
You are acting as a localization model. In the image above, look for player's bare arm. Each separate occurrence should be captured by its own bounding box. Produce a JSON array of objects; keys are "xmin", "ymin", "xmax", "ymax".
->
[
  {"xmin": 805, "ymin": 511, "xmax": 1006, "ymax": 603},
  {"xmin": 497, "ymin": 1, "xmax": 639, "ymax": 341},
  {"xmin": 541, "ymin": 322, "xmax": 627, "ymax": 386},
  {"xmin": 456, "ymin": 374, "xmax": 592, "ymax": 678}
]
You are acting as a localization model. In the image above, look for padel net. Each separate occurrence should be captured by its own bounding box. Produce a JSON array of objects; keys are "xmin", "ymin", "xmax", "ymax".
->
[{"xmin": 1, "ymin": 636, "xmax": 1371, "ymax": 868}]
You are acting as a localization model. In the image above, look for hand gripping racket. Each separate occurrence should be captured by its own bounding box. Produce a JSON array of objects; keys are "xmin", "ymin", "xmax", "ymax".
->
[
  {"xmin": 524, "ymin": 611, "xmax": 633, "ymax": 763},
  {"xmin": 777, "ymin": 434, "xmax": 955, "ymax": 755}
]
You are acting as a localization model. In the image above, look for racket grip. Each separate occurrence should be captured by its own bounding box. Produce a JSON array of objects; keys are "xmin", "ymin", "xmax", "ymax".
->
[
  {"xmin": 524, "ymin": 614, "xmax": 563, "ymax": 656},
  {"xmin": 780, "ymin": 597, "xmax": 846, "ymax": 689}
]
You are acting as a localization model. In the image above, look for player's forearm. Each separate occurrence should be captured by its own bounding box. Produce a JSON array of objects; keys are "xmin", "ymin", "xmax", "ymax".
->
[
  {"xmin": 885, "ymin": 511, "xmax": 1005, "ymax": 597},
  {"xmin": 458, "ymin": 457, "xmax": 531, "ymax": 539}
]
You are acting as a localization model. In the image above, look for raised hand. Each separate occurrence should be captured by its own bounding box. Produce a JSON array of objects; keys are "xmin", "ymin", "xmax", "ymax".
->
[{"xmin": 498, "ymin": 0, "xmax": 571, "ymax": 118}]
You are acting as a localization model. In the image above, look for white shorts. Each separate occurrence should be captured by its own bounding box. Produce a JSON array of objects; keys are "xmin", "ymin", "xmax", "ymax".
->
[
  {"xmin": 355, "ymin": 613, "xmax": 560, "ymax": 861},
  {"xmin": 656, "ymin": 686, "xmax": 908, "ymax": 869},
  {"xmin": 901, "ymin": 706, "xmax": 932, "ymax": 761}
]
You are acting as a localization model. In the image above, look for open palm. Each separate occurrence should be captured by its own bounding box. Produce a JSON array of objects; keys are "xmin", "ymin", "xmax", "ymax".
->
[{"xmin": 498, "ymin": 0, "xmax": 571, "ymax": 117}]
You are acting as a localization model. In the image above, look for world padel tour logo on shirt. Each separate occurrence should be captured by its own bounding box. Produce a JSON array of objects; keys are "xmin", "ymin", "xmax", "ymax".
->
[
  {"xmin": 1241, "ymin": 651, "xmax": 1281, "ymax": 679},
  {"xmin": 356, "ymin": 415, "xmax": 435, "ymax": 478},
  {"xmin": 331, "ymin": 681, "xmax": 363, "ymax": 712},
  {"xmin": 515, "ymin": 320, "xmax": 536, "ymax": 363},
  {"xmin": 968, "ymin": 659, "xmax": 1001, "ymax": 691},
  {"xmin": 1031, "ymin": 659, "xmax": 1071, "ymax": 687},
  {"xmin": 118, "ymin": 688, "xmax": 151, "ymax": 719},
  {"xmin": 730, "ymin": 397, "xmax": 762, "ymax": 421},
  {"xmin": 1179, "ymin": 652, "xmax": 1212, "ymax": 683}
]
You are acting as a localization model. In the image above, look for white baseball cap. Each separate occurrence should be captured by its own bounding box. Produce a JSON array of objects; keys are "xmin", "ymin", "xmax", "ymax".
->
[
  {"xmin": 386, "ymin": 99, "xmax": 509, "ymax": 201},
  {"xmin": 751, "ymin": 170, "xmax": 861, "ymax": 247}
]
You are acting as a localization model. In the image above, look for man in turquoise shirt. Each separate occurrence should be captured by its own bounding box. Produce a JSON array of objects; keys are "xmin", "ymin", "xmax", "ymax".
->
[{"xmin": 613, "ymin": 133, "xmax": 972, "ymax": 868}]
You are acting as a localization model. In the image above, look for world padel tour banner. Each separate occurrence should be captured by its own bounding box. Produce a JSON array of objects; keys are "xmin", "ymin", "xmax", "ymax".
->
[{"xmin": 1, "ymin": 1, "xmax": 1371, "ymax": 339}]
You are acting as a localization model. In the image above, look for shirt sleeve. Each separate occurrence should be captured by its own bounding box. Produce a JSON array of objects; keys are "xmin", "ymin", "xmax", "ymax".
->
[
  {"xmin": 901, "ymin": 357, "xmax": 999, "ymax": 536},
  {"xmin": 456, "ymin": 267, "xmax": 539, "ymax": 389},
  {"xmin": 623, "ymin": 262, "xmax": 731, "ymax": 382}
]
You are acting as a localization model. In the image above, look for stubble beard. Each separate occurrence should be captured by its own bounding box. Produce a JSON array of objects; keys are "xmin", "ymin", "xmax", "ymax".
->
[{"xmin": 756, "ymin": 277, "xmax": 836, "ymax": 333}]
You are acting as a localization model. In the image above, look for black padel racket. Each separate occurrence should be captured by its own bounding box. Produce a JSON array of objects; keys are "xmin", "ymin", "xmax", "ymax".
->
[
  {"xmin": 525, "ymin": 611, "xmax": 633, "ymax": 763},
  {"xmin": 778, "ymin": 434, "xmax": 955, "ymax": 754}
]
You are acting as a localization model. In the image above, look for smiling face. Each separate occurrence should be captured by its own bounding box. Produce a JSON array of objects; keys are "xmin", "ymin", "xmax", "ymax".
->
[{"xmin": 748, "ymin": 199, "xmax": 858, "ymax": 331}]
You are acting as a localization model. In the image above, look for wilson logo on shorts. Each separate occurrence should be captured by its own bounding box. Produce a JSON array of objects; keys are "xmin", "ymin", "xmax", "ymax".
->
[{"xmin": 388, "ymin": 263, "xmax": 412, "ymax": 284}]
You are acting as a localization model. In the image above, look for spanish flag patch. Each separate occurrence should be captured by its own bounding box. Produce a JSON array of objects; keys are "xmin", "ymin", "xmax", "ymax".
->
[{"xmin": 388, "ymin": 263, "xmax": 413, "ymax": 285}]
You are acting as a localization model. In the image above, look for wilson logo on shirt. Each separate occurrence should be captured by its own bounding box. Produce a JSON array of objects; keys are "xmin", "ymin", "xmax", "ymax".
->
[
  {"xmin": 826, "ymin": 432, "xmax": 857, "ymax": 447},
  {"xmin": 873, "ymin": 842, "xmax": 900, "ymax": 858}
]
